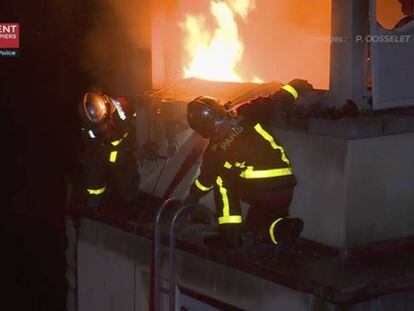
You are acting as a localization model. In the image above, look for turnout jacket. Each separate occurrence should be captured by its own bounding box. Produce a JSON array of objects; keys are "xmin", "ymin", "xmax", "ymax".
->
[
  {"xmin": 190, "ymin": 88, "xmax": 297, "ymax": 199},
  {"xmin": 81, "ymin": 96, "xmax": 136, "ymax": 149}
]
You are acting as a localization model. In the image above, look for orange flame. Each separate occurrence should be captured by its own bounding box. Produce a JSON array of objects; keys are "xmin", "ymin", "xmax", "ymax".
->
[{"xmin": 181, "ymin": 0, "xmax": 258, "ymax": 82}]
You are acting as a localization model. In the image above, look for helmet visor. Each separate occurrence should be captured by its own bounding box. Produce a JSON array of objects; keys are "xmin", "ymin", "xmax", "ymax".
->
[
  {"xmin": 187, "ymin": 97, "xmax": 226, "ymax": 138},
  {"xmin": 83, "ymin": 93, "xmax": 107, "ymax": 122}
]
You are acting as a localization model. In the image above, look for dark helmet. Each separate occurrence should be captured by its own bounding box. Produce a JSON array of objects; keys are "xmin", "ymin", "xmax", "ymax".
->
[
  {"xmin": 80, "ymin": 92, "xmax": 108, "ymax": 125},
  {"xmin": 187, "ymin": 96, "xmax": 227, "ymax": 138}
]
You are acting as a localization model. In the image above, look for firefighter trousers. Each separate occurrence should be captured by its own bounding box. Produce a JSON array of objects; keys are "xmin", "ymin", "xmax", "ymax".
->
[
  {"xmin": 213, "ymin": 175, "xmax": 294, "ymax": 241},
  {"xmin": 81, "ymin": 145, "xmax": 140, "ymax": 208}
]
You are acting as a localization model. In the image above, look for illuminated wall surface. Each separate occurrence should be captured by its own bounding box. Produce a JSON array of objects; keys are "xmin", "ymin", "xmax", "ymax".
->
[{"xmin": 152, "ymin": 0, "xmax": 332, "ymax": 90}]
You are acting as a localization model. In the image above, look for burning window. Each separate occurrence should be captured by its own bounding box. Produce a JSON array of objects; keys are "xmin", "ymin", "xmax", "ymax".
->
[{"xmin": 152, "ymin": 0, "xmax": 332, "ymax": 89}]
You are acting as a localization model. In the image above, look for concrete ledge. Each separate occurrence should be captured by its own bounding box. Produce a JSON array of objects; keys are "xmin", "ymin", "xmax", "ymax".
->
[
  {"xmin": 275, "ymin": 114, "xmax": 414, "ymax": 139},
  {"xmin": 382, "ymin": 116, "xmax": 414, "ymax": 135},
  {"xmin": 275, "ymin": 129, "xmax": 414, "ymax": 247},
  {"xmin": 67, "ymin": 210, "xmax": 414, "ymax": 309}
]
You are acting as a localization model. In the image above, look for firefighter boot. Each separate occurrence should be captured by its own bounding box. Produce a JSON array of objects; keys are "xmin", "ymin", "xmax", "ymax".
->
[{"xmin": 270, "ymin": 217, "xmax": 304, "ymax": 247}]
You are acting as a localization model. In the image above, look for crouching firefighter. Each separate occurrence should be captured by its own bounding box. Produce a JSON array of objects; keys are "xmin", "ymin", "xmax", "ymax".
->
[
  {"xmin": 185, "ymin": 80, "xmax": 313, "ymax": 249},
  {"xmin": 79, "ymin": 92, "xmax": 140, "ymax": 210}
]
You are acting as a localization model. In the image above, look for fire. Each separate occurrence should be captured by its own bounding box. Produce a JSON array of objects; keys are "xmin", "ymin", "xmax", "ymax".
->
[
  {"xmin": 152, "ymin": 0, "xmax": 332, "ymax": 89},
  {"xmin": 181, "ymin": 0, "xmax": 258, "ymax": 82}
]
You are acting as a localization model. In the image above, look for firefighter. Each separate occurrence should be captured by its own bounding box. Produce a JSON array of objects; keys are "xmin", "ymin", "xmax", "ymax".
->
[
  {"xmin": 185, "ymin": 80, "xmax": 313, "ymax": 249},
  {"xmin": 395, "ymin": 0, "xmax": 414, "ymax": 28},
  {"xmin": 79, "ymin": 92, "xmax": 140, "ymax": 210}
]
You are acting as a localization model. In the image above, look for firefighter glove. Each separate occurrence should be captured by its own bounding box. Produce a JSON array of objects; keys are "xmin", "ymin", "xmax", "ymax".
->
[{"xmin": 287, "ymin": 79, "xmax": 314, "ymax": 96}]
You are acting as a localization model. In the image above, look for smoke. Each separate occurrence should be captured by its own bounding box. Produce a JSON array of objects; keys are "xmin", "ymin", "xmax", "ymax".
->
[
  {"xmin": 238, "ymin": 0, "xmax": 332, "ymax": 89},
  {"xmin": 80, "ymin": 0, "xmax": 152, "ymax": 96}
]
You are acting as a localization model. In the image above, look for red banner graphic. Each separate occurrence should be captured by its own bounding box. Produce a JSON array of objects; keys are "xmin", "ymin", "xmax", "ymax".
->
[{"xmin": 0, "ymin": 23, "xmax": 19, "ymax": 48}]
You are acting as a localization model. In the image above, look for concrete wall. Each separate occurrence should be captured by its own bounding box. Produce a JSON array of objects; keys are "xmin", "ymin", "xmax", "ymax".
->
[
  {"xmin": 275, "ymin": 130, "xmax": 348, "ymax": 248},
  {"xmin": 345, "ymin": 133, "xmax": 414, "ymax": 246},
  {"xmin": 75, "ymin": 219, "xmax": 315, "ymax": 311},
  {"xmin": 329, "ymin": 0, "xmax": 370, "ymax": 109},
  {"xmin": 276, "ymin": 129, "xmax": 414, "ymax": 248},
  {"xmin": 66, "ymin": 218, "xmax": 79, "ymax": 311},
  {"xmin": 73, "ymin": 218, "xmax": 414, "ymax": 311},
  {"xmin": 76, "ymin": 219, "xmax": 151, "ymax": 311}
]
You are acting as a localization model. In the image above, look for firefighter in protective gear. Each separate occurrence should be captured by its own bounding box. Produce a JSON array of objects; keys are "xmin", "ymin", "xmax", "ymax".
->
[
  {"xmin": 79, "ymin": 92, "xmax": 140, "ymax": 210},
  {"xmin": 185, "ymin": 80, "xmax": 312, "ymax": 249},
  {"xmin": 395, "ymin": 0, "xmax": 414, "ymax": 28}
]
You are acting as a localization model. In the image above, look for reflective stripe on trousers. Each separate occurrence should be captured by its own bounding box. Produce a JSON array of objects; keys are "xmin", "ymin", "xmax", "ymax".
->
[
  {"xmin": 194, "ymin": 178, "xmax": 213, "ymax": 192},
  {"xmin": 269, "ymin": 217, "xmax": 284, "ymax": 245},
  {"xmin": 109, "ymin": 151, "xmax": 118, "ymax": 163},
  {"xmin": 87, "ymin": 186, "xmax": 106, "ymax": 195},
  {"xmin": 216, "ymin": 176, "xmax": 242, "ymax": 225}
]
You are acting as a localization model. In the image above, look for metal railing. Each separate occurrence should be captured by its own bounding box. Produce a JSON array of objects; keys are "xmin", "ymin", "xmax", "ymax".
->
[{"xmin": 154, "ymin": 198, "xmax": 198, "ymax": 311}]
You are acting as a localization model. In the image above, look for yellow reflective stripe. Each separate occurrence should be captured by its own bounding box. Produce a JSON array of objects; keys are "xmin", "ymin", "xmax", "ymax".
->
[
  {"xmin": 224, "ymin": 161, "xmax": 232, "ymax": 169},
  {"xmin": 109, "ymin": 151, "xmax": 118, "ymax": 163},
  {"xmin": 194, "ymin": 178, "xmax": 213, "ymax": 192},
  {"xmin": 240, "ymin": 166, "xmax": 293, "ymax": 179},
  {"xmin": 111, "ymin": 132, "xmax": 128, "ymax": 146},
  {"xmin": 87, "ymin": 186, "xmax": 106, "ymax": 195},
  {"xmin": 224, "ymin": 162, "xmax": 246, "ymax": 169},
  {"xmin": 111, "ymin": 139, "xmax": 123, "ymax": 146},
  {"xmin": 216, "ymin": 176, "xmax": 242, "ymax": 225},
  {"xmin": 111, "ymin": 140, "xmax": 122, "ymax": 146},
  {"xmin": 235, "ymin": 161, "xmax": 246, "ymax": 168},
  {"xmin": 282, "ymin": 84, "xmax": 299, "ymax": 99},
  {"xmin": 254, "ymin": 123, "xmax": 290, "ymax": 165},
  {"xmin": 216, "ymin": 177, "xmax": 229, "ymax": 216},
  {"xmin": 269, "ymin": 217, "xmax": 284, "ymax": 245},
  {"xmin": 223, "ymin": 161, "xmax": 292, "ymax": 179},
  {"xmin": 218, "ymin": 215, "xmax": 243, "ymax": 225}
]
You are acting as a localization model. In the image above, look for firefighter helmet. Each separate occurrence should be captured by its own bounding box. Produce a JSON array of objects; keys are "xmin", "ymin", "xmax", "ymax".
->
[
  {"xmin": 187, "ymin": 96, "xmax": 227, "ymax": 138},
  {"xmin": 81, "ymin": 92, "xmax": 108, "ymax": 124}
]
